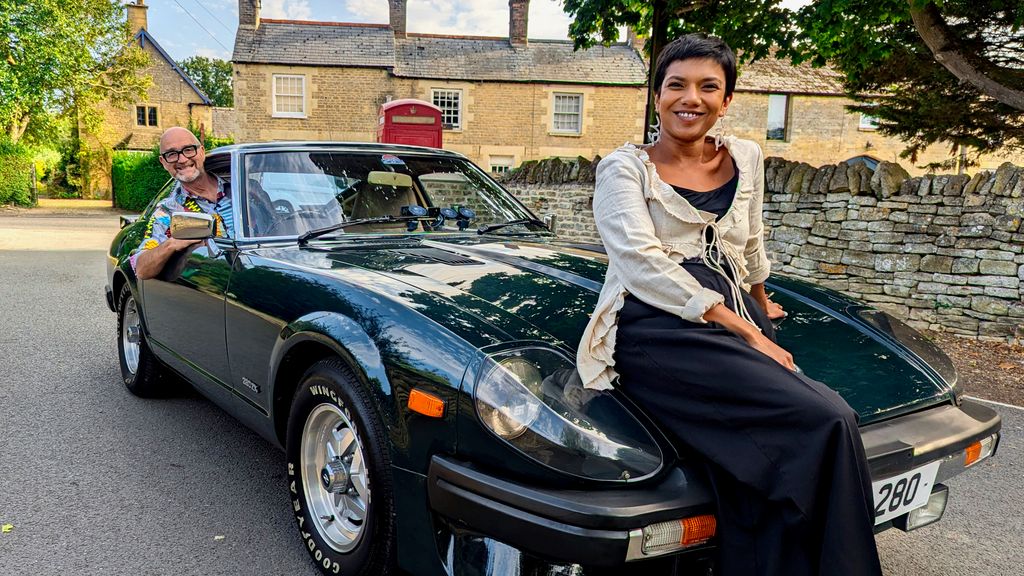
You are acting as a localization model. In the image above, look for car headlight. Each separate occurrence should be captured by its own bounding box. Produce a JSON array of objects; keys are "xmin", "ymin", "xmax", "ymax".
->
[
  {"xmin": 474, "ymin": 347, "xmax": 663, "ymax": 482},
  {"xmin": 855, "ymin": 309, "xmax": 959, "ymax": 390}
]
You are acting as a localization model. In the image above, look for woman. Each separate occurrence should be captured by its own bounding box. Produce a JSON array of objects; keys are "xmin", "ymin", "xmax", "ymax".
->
[{"xmin": 576, "ymin": 34, "xmax": 882, "ymax": 576}]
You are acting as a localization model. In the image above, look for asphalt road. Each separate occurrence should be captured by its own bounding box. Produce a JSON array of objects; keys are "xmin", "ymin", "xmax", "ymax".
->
[{"xmin": 0, "ymin": 212, "xmax": 1020, "ymax": 576}]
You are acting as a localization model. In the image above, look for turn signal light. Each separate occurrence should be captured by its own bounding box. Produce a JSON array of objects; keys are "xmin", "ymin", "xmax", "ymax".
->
[
  {"xmin": 640, "ymin": 515, "xmax": 717, "ymax": 555},
  {"xmin": 408, "ymin": 389, "xmax": 445, "ymax": 418},
  {"xmin": 964, "ymin": 435, "xmax": 996, "ymax": 467}
]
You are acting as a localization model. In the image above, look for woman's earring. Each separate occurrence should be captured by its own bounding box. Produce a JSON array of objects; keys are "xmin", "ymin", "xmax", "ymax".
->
[
  {"xmin": 648, "ymin": 114, "xmax": 661, "ymax": 144},
  {"xmin": 714, "ymin": 116, "xmax": 726, "ymax": 150}
]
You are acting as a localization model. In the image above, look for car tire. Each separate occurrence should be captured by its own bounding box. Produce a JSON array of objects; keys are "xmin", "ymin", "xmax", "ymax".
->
[
  {"xmin": 285, "ymin": 358, "xmax": 396, "ymax": 576},
  {"xmin": 116, "ymin": 283, "xmax": 168, "ymax": 397}
]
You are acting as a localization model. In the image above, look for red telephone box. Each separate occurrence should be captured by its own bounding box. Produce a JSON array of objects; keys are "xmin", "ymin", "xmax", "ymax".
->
[{"xmin": 377, "ymin": 99, "xmax": 443, "ymax": 148}]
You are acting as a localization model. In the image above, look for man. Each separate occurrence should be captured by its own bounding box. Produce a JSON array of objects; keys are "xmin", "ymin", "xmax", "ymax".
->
[{"xmin": 131, "ymin": 127, "xmax": 233, "ymax": 280}]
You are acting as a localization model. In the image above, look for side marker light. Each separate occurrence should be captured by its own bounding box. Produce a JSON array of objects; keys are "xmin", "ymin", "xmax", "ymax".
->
[{"xmin": 408, "ymin": 388, "xmax": 445, "ymax": 418}]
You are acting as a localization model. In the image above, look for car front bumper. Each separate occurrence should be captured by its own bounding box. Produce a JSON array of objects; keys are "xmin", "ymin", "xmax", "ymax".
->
[{"xmin": 428, "ymin": 399, "xmax": 1000, "ymax": 571}]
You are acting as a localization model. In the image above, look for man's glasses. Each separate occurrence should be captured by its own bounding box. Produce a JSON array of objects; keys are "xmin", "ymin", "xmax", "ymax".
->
[{"xmin": 160, "ymin": 145, "xmax": 199, "ymax": 163}]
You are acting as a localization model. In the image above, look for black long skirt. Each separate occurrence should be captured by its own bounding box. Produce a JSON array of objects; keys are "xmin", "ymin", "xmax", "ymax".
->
[{"xmin": 613, "ymin": 263, "xmax": 883, "ymax": 576}]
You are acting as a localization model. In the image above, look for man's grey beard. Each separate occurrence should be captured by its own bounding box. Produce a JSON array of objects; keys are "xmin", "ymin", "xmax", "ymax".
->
[{"xmin": 175, "ymin": 169, "xmax": 201, "ymax": 184}]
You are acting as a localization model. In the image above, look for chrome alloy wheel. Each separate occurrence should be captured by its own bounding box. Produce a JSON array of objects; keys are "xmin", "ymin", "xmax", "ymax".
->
[
  {"xmin": 301, "ymin": 403, "xmax": 370, "ymax": 553},
  {"xmin": 121, "ymin": 297, "xmax": 142, "ymax": 375}
]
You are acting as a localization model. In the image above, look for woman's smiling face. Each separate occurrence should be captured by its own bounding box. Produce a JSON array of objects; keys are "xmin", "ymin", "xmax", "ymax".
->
[{"xmin": 655, "ymin": 57, "xmax": 732, "ymax": 145}]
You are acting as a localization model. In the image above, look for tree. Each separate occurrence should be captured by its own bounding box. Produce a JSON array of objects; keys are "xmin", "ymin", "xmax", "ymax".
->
[
  {"xmin": 178, "ymin": 56, "xmax": 233, "ymax": 107},
  {"xmin": 561, "ymin": 0, "xmax": 798, "ymax": 141},
  {"xmin": 0, "ymin": 0, "xmax": 150, "ymax": 145},
  {"xmin": 794, "ymin": 0, "xmax": 1024, "ymax": 165}
]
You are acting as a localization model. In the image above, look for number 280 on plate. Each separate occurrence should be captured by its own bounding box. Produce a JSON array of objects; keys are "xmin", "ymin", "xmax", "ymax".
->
[{"xmin": 872, "ymin": 460, "xmax": 941, "ymax": 525}]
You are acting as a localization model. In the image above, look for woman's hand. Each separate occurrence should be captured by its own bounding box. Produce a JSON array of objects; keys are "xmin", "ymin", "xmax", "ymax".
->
[
  {"xmin": 743, "ymin": 329, "xmax": 796, "ymax": 371},
  {"xmin": 703, "ymin": 303, "xmax": 796, "ymax": 371},
  {"xmin": 750, "ymin": 283, "xmax": 787, "ymax": 320},
  {"xmin": 765, "ymin": 298, "xmax": 786, "ymax": 320}
]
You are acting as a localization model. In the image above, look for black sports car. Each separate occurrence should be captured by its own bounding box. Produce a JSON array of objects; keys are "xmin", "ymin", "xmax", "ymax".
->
[{"xmin": 106, "ymin": 142, "xmax": 1000, "ymax": 575}]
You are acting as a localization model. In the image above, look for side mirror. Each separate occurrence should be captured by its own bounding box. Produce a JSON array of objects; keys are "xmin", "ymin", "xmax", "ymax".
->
[{"xmin": 170, "ymin": 211, "xmax": 215, "ymax": 240}]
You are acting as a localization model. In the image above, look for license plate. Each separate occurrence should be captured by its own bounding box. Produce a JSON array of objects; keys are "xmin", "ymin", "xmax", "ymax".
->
[{"xmin": 872, "ymin": 460, "xmax": 941, "ymax": 524}]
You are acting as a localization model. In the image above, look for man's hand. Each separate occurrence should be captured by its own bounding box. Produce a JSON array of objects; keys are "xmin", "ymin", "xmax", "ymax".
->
[{"xmin": 135, "ymin": 237, "xmax": 202, "ymax": 280}]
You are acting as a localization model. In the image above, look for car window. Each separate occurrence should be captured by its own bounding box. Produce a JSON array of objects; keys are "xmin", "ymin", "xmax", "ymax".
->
[{"xmin": 241, "ymin": 151, "xmax": 540, "ymax": 237}]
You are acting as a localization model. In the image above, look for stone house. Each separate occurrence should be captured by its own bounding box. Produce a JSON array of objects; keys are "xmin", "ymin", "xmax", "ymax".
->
[
  {"xmin": 227, "ymin": 0, "xmax": 1021, "ymax": 176},
  {"xmin": 725, "ymin": 56, "xmax": 1023, "ymax": 174},
  {"xmin": 230, "ymin": 0, "xmax": 647, "ymax": 173},
  {"xmin": 81, "ymin": 0, "xmax": 213, "ymax": 199}
]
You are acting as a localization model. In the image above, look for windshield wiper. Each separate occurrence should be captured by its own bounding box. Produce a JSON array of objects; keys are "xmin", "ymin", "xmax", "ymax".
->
[
  {"xmin": 297, "ymin": 216, "xmax": 422, "ymax": 245},
  {"xmin": 477, "ymin": 218, "xmax": 550, "ymax": 235}
]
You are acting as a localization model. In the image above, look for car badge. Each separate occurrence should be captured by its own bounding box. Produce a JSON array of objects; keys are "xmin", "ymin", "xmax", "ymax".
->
[{"xmin": 242, "ymin": 377, "xmax": 260, "ymax": 394}]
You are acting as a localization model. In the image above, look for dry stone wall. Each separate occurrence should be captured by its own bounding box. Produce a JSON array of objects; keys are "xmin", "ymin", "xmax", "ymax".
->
[{"xmin": 503, "ymin": 157, "xmax": 1024, "ymax": 342}]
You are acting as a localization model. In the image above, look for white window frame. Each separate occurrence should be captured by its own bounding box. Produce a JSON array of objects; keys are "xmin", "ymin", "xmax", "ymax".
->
[
  {"xmin": 489, "ymin": 155, "xmax": 515, "ymax": 175},
  {"xmin": 552, "ymin": 93, "xmax": 583, "ymax": 135},
  {"xmin": 431, "ymin": 88, "xmax": 463, "ymax": 130},
  {"xmin": 859, "ymin": 112, "xmax": 880, "ymax": 131},
  {"xmin": 272, "ymin": 74, "xmax": 306, "ymax": 119},
  {"xmin": 766, "ymin": 94, "xmax": 789, "ymax": 141}
]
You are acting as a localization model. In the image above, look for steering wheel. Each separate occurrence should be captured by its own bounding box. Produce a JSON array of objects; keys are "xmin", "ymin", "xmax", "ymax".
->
[
  {"xmin": 272, "ymin": 199, "xmax": 294, "ymax": 215},
  {"xmin": 264, "ymin": 210, "xmax": 311, "ymax": 236}
]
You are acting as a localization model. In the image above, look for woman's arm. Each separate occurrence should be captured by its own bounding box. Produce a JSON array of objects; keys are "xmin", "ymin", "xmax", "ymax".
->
[
  {"xmin": 743, "ymin": 145, "xmax": 771, "ymax": 286},
  {"xmin": 750, "ymin": 282, "xmax": 786, "ymax": 319},
  {"xmin": 704, "ymin": 302, "xmax": 795, "ymax": 370},
  {"xmin": 593, "ymin": 153, "xmax": 724, "ymax": 323}
]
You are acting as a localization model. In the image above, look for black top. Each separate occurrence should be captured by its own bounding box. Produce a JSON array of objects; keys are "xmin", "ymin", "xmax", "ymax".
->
[{"xmin": 670, "ymin": 164, "xmax": 739, "ymax": 221}]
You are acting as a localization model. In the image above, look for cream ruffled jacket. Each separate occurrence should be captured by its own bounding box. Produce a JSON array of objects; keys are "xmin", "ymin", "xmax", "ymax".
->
[{"xmin": 577, "ymin": 136, "xmax": 772, "ymax": 391}]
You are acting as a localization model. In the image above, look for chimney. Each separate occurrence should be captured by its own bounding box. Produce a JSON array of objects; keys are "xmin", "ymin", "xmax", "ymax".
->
[
  {"xmin": 389, "ymin": 0, "xmax": 407, "ymax": 39},
  {"xmin": 509, "ymin": 0, "xmax": 529, "ymax": 46},
  {"xmin": 127, "ymin": 0, "xmax": 148, "ymax": 33},
  {"xmin": 626, "ymin": 26, "xmax": 646, "ymax": 54},
  {"xmin": 239, "ymin": 0, "xmax": 261, "ymax": 30}
]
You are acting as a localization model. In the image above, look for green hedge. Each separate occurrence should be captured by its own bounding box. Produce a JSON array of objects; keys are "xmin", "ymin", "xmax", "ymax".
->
[
  {"xmin": 0, "ymin": 141, "xmax": 35, "ymax": 206},
  {"xmin": 112, "ymin": 151, "xmax": 170, "ymax": 211}
]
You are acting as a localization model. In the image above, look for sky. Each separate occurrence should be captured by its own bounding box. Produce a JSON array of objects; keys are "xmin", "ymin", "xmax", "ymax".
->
[{"xmin": 138, "ymin": 0, "xmax": 809, "ymax": 63}]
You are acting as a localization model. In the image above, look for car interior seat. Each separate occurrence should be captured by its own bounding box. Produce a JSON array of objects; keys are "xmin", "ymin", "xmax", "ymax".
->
[{"xmin": 247, "ymin": 178, "xmax": 292, "ymax": 236}]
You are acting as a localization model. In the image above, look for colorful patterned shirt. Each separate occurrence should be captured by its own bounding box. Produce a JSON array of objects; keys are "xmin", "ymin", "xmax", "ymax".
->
[{"xmin": 130, "ymin": 176, "xmax": 233, "ymax": 272}]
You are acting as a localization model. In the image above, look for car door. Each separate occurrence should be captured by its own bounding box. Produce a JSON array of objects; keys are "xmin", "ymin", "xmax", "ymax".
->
[
  {"xmin": 141, "ymin": 157, "xmax": 236, "ymax": 393},
  {"xmin": 142, "ymin": 241, "xmax": 235, "ymax": 389}
]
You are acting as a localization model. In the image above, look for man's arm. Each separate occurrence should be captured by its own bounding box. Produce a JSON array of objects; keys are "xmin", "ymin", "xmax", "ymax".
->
[{"xmin": 134, "ymin": 237, "xmax": 201, "ymax": 280}]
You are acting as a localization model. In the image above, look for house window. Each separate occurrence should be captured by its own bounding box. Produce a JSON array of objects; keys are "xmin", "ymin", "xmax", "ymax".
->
[
  {"xmin": 552, "ymin": 93, "xmax": 583, "ymax": 134},
  {"xmin": 431, "ymin": 89, "xmax": 462, "ymax": 129},
  {"xmin": 489, "ymin": 155, "xmax": 515, "ymax": 175},
  {"xmin": 136, "ymin": 105, "xmax": 158, "ymax": 127},
  {"xmin": 766, "ymin": 94, "xmax": 789, "ymax": 141},
  {"xmin": 273, "ymin": 74, "xmax": 306, "ymax": 118},
  {"xmin": 859, "ymin": 112, "xmax": 879, "ymax": 131}
]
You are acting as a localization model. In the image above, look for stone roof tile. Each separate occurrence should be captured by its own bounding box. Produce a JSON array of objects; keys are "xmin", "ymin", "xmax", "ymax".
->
[
  {"xmin": 233, "ymin": 20, "xmax": 395, "ymax": 68},
  {"xmin": 393, "ymin": 36, "xmax": 647, "ymax": 85},
  {"xmin": 736, "ymin": 56, "xmax": 846, "ymax": 95},
  {"xmin": 233, "ymin": 20, "xmax": 646, "ymax": 86}
]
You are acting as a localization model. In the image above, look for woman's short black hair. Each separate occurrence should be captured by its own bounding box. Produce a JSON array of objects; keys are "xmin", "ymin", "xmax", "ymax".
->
[{"xmin": 653, "ymin": 34, "xmax": 737, "ymax": 97}]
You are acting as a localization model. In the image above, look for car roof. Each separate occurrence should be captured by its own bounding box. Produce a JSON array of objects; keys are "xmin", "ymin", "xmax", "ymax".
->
[{"xmin": 206, "ymin": 141, "xmax": 468, "ymax": 161}]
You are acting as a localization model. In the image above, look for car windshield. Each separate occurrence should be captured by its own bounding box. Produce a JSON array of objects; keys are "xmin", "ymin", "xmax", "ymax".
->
[{"xmin": 241, "ymin": 150, "xmax": 544, "ymax": 238}]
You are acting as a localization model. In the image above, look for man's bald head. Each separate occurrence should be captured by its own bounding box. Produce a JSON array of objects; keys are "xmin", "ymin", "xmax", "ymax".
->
[
  {"xmin": 159, "ymin": 127, "xmax": 200, "ymax": 153},
  {"xmin": 158, "ymin": 127, "xmax": 206, "ymax": 184}
]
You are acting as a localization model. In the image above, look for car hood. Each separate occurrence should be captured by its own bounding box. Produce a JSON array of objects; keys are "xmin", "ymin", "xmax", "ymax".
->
[{"xmin": 268, "ymin": 235, "xmax": 954, "ymax": 424}]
